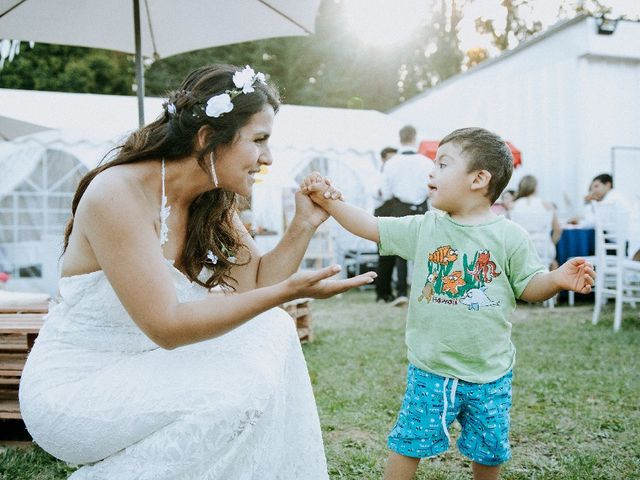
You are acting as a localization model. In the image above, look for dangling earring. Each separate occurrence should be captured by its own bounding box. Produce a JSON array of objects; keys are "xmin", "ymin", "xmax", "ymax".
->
[{"xmin": 209, "ymin": 152, "xmax": 219, "ymax": 188}]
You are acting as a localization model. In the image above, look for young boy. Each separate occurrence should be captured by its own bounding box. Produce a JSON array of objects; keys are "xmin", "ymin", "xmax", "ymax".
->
[{"xmin": 301, "ymin": 127, "xmax": 595, "ymax": 480}]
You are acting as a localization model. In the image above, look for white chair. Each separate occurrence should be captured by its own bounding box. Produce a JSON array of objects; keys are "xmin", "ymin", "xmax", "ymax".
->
[
  {"xmin": 302, "ymin": 223, "xmax": 336, "ymax": 270},
  {"xmin": 510, "ymin": 210, "xmax": 556, "ymax": 308},
  {"xmin": 612, "ymin": 201, "xmax": 640, "ymax": 331},
  {"xmin": 613, "ymin": 257, "xmax": 640, "ymax": 331},
  {"xmin": 591, "ymin": 204, "xmax": 637, "ymax": 330}
]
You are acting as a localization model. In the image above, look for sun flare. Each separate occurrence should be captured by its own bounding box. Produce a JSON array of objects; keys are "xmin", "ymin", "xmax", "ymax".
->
[{"xmin": 341, "ymin": 0, "xmax": 431, "ymax": 48}]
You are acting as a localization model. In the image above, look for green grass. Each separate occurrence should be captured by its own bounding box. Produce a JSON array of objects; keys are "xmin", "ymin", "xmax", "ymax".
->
[{"xmin": 2, "ymin": 291, "xmax": 639, "ymax": 479}]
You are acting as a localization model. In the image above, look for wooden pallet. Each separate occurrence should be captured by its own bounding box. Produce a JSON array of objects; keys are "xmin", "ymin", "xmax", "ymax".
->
[
  {"xmin": 0, "ymin": 304, "xmax": 49, "ymax": 314},
  {"xmin": 282, "ymin": 298, "xmax": 314, "ymax": 343},
  {"xmin": 0, "ymin": 312, "xmax": 45, "ymax": 420}
]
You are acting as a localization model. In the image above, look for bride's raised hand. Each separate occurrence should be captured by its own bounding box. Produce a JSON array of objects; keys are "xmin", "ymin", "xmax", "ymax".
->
[
  {"xmin": 294, "ymin": 173, "xmax": 343, "ymax": 228},
  {"xmin": 285, "ymin": 265, "xmax": 376, "ymax": 300}
]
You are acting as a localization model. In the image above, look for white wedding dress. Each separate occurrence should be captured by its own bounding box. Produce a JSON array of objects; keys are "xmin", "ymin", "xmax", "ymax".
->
[{"xmin": 19, "ymin": 163, "xmax": 328, "ymax": 479}]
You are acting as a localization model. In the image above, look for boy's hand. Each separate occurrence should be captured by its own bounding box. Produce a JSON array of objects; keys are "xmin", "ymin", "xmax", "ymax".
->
[{"xmin": 554, "ymin": 257, "xmax": 595, "ymax": 293}]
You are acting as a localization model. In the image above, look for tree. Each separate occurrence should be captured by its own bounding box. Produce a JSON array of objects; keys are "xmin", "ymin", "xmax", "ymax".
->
[
  {"xmin": 0, "ymin": 43, "xmax": 133, "ymax": 94},
  {"xmin": 465, "ymin": 47, "xmax": 490, "ymax": 69},
  {"xmin": 395, "ymin": 0, "xmax": 466, "ymax": 102},
  {"xmin": 559, "ymin": 0, "xmax": 613, "ymax": 18},
  {"xmin": 474, "ymin": 0, "xmax": 544, "ymax": 51},
  {"xmin": 145, "ymin": 0, "xmax": 405, "ymax": 111}
]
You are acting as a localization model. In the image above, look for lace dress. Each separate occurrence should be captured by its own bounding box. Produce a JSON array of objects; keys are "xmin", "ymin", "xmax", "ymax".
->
[{"xmin": 18, "ymin": 162, "xmax": 328, "ymax": 479}]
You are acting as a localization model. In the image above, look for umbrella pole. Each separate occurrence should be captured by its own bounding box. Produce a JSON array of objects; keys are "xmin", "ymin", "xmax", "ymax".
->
[{"xmin": 133, "ymin": 0, "xmax": 145, "ymax": 127}]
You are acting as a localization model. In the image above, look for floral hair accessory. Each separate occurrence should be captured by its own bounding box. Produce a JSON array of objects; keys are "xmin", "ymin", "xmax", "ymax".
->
[
  {"xmin": 166, "ymin": 102, "xmax": 176, "ymax": 116},
  {"xmin": 232, "ymin": 66, "xmax": 266, "ymax": 94},
  {"xmin": 206, "ymin": 250, "xmax": 219, "ymax": 265},
  {"xmin": 204, "ymin": 65, "xmax": 267, "ymax": 119},
  {"xmin": 205, "ymin": 93, "xmax": 234, "ymax": 118}
]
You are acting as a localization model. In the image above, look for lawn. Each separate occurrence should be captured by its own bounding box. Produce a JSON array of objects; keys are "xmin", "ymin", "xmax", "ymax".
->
[{"xmin": 1, "ymin": 291, "xmax": 639, "ymax": 479}]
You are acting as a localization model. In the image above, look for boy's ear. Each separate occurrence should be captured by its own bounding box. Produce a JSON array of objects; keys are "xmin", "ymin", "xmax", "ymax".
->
[{"xmin": 470, "ymin": 169, "xmax": 492, "ymax": 192}]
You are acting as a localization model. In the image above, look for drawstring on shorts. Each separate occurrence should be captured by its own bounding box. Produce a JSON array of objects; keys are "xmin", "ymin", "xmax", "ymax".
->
[{"xmin": 441, "ymin": 377, "xmax": 459, "ymax": 442}]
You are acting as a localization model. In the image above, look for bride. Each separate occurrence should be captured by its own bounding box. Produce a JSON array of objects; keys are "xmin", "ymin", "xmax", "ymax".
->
[{"xmin": 19, "ymin": 64, "xmax": 376, "ymax": 479}]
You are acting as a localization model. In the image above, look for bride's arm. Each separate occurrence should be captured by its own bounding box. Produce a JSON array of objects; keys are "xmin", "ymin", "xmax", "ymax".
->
[
  {"xmin": 227, "ymin": 210, "xmax": 317, "ymax": 292},
  {"xmin": 229, "ymin": 184, "xmax": 341, "ymax": 290},
  {"xmin": 79, "ymin": 176, "xmax": 372, "ymax": 350}
]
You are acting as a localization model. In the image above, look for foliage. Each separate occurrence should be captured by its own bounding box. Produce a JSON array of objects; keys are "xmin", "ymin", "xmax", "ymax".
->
[
  {"xmin": 1, "ymin": 0, "xmax": 636, "ymax": 109},
  {"xmin": 0, "ymin": 0, "xmax": 470, "ymax": 110},
  {"xmin": 475, "ymin": 0, "xmax": 544, "ymax": 51},
  {"xmin": 0, "ymin": 44, "xmax": 133, "ymax": 95},
  {"xmin": 2, "ymin": 294, "xmax": 638, "ymax": 479}
]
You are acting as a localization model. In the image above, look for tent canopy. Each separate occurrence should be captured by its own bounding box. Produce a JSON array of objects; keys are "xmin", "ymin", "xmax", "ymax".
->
[{"xmin": 0, "ymin": 88, "xmax": 403, "ymax": 293}]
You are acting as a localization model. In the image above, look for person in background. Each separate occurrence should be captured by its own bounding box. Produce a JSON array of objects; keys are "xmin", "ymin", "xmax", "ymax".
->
[
  {"xmin": 511, "ymin": 175, "xmax": 562, "ymax": 269},
  {"xmin": 372, "ymin": 147, "xmax": 399, "ymax": 300},
  {"xmin": 373, "ymin": 146, "xmax": 399, "ymax": 214},
  {"xmin": 376, "ymin": 126, "xmax": 434, "ymax": 306},
  {"xmin": 571, "ymin": 173, "xmax": 632, "ymax": 224},
  {"xmin": 490, "ymin": 189, "xmax": 515, "ymax": 218}
]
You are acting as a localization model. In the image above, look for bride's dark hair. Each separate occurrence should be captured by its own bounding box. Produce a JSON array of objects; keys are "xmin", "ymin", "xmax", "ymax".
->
[{"xmin": 62, "ymin": 64, "xmax": 280, "ymax": 290}]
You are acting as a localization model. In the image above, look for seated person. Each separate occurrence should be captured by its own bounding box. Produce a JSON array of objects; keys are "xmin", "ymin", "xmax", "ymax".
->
[
  {"xmin": 511, "ymin": 175, "xmax": 562, "ymax": 269},
  {"xmin": 490, "ymin": 189, "xmax": 515, "ymax": 218},
  {"xmin": 570, "ymin": 173, "xmax": 632, "ymax": 225}
]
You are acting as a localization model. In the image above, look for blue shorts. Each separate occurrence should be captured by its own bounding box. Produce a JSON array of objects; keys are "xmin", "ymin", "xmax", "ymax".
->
[{"xmin": 388, "ymin": 364, "xmax": 512, "ymax": 466}]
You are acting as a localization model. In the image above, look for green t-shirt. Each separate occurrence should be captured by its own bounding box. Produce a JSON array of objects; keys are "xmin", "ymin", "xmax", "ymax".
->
[{"xmin": 378, "ymin": 212, "xmax": 546, "ymax": 383}]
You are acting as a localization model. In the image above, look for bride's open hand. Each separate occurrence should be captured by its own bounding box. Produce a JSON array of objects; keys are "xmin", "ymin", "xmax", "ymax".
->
[{"xmin": 285, "ymin": 265, "xmax": 376, "ymax": 300}]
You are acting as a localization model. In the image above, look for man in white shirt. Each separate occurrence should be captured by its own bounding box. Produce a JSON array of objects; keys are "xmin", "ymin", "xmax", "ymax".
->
[
  {"xmin": 582, "ymin": 173, "xmax": 632, "ymax": 224},
  {"xmin": 375, "ymin": 125, "xmax": 434, "ymax": 306}
]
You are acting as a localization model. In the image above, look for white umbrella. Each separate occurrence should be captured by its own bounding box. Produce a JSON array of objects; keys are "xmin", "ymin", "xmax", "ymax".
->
[{"xmin": 0, "ymin": 0, "xmax": 320, "ymax": 125}]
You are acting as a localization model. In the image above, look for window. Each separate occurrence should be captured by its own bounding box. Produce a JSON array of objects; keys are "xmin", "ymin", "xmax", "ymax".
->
[{"xmin": 0, "ymin": 150, "xmax": 87, "ymax": 278}]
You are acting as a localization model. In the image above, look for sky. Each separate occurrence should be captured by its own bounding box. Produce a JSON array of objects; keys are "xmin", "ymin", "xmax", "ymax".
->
[{"xmin": 341, "ymin": 0, "xmax": 640, "ymax": 53}]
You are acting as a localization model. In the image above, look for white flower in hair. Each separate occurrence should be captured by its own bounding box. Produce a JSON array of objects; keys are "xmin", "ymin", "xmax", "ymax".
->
[
  {"xmin": 205, "ymin": 93, "xmax": 234, "ymax": 118},
  {"xmin": 206, "ymin": 250, "xmax": 219, "ymax": 265},
  {"xmin": 203, "ymin": 66, "xmax": 266, "ymax": 119},
  {"xmin": 233, "ymin": 65, "xmax": 260, "ymax": 94},
  {"xmin": 166, "ymin": 103, "xmax": 176, "ymax": 115}
]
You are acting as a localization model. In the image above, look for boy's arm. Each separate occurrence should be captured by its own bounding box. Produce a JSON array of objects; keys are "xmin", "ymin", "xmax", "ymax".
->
[
  {"xmin": 301, "ymin": 179, "xmax": 379, "ymax": 243},
  {"xmin": 520, "ymin": 257, "xmax": 595, "ymax": 302}
]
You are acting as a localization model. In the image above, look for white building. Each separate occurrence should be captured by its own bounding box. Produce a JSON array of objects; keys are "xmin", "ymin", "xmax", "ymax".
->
[{"xmin": 391, "ymin": 16, "xmax": 640, "ymax": 218}]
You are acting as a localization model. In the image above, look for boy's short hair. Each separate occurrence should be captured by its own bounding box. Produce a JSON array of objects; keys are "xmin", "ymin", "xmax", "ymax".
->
[{"xmin": 439, "ymin": 127, "xmax": 514, "ymax": 203}]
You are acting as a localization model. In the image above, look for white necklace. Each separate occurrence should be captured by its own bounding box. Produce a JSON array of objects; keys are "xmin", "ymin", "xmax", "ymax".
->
[{"xmin": 159, "ymin": 158, "xmax": 171, "ymax": 246}]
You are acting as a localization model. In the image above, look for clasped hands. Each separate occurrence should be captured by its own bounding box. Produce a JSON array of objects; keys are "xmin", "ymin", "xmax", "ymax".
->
[
  {"xmin": 282, "ymin": 173, "xmax": 375, "ymax": 300},
  {"xmin": 299, "ymin": 172, "xmax": 341, "ymax": 206}
]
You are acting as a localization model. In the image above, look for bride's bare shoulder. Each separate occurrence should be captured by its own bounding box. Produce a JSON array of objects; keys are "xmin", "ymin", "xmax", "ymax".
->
[{"xmin": 79, "ymin": 164, "xmax": 155, "ymax": 217}]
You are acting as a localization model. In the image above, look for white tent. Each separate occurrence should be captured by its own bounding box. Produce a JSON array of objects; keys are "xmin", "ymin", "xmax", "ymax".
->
[
  {"xmin": 0, "ymin": 89, "xmax": 402, "ymax": 293},
  {"xmin": 391, "ymin": 16, "xmax": 640, "ymax": 219}
]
